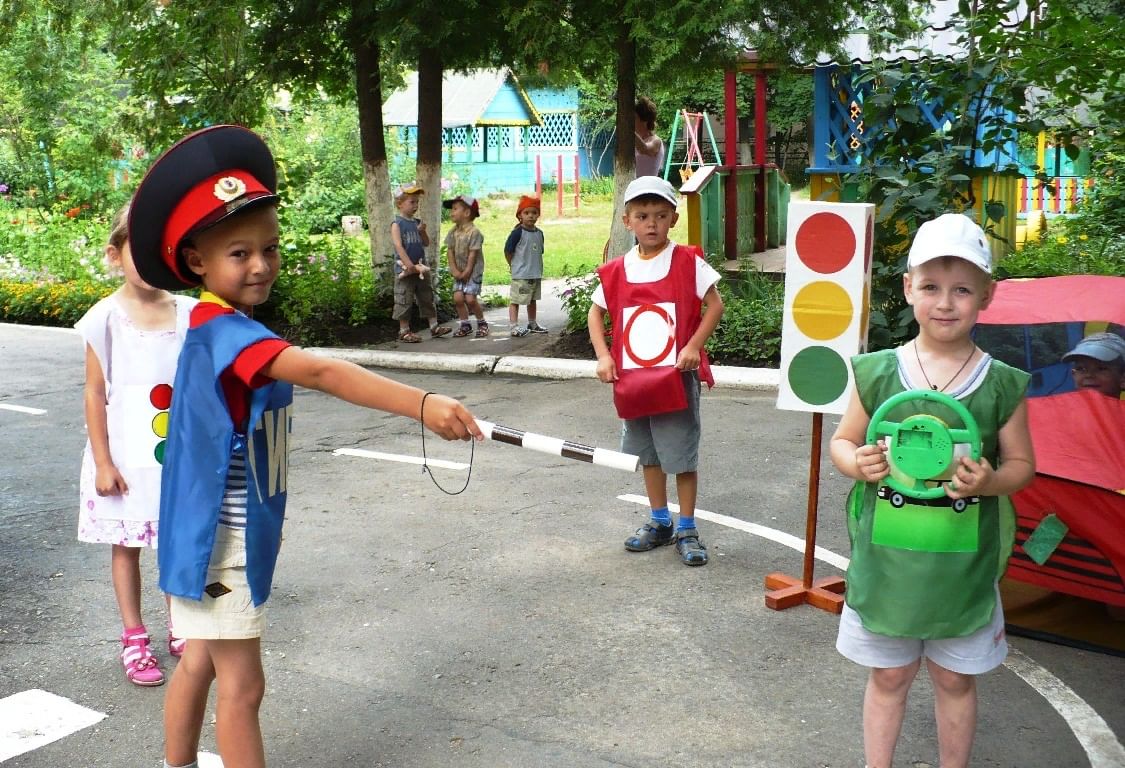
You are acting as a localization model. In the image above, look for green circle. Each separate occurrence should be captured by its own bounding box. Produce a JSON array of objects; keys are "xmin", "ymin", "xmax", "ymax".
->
[
  {"xmin": 154, "ymin": 440, "xmax": 166, "ymax": 465},
  {"xmin": 788, "ymin": 346, "xmax": 849, "ymax": 405}
]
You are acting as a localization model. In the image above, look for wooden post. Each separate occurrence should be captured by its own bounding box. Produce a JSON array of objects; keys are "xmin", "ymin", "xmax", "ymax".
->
[
  {"xmin": 723, "ymin": 69, "xmax": 738, "ymax": 262},
  {"xmin": 574, "ymin": 155, "xmax": 581, "ymax": 211},
  {"xmin": 754, "ymin": 71, "xmax": 768, "ymax": 254},
  {"xmin": 764, "ymin": 412, "xmax": 846, "ymax": 613},
  {"xmin": 556, "ymin": 155, "xmax": 564, "ymax": 217}
]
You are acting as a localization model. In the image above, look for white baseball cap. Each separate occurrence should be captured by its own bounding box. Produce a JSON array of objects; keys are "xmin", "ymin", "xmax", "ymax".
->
[
  {"xmin": 907, "ymin": 213, "xmax": 992, "ymax": 274},
  {"xmin": 624, "ymin": 175, "xmax": 678, "ymax": 207}
]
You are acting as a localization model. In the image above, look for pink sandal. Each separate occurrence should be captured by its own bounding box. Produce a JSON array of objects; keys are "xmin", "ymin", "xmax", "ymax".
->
[
  {"xmin": 121, "ymin": 627, "xmax": 164, "ymax": 686},
  {"xmin": 168, "ymin": 630, "xmax": 186, "ymax": 658}
]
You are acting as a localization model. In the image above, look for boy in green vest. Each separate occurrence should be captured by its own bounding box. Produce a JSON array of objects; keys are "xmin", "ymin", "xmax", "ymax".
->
[{"xmin": 829, "ymin": 213, "xmax": 1035, "ymax": 768}]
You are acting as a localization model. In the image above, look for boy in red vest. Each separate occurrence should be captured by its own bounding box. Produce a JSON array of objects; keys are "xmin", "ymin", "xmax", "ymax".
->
[{"xmin": 587, "ymin": 176, "xmax": 723, "ymax": 566}]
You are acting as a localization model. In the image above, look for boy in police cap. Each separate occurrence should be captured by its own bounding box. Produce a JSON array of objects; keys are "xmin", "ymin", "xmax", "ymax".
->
[{"xmin": 129, "ymin": 125, "xmax": 481, "ymax": 768}]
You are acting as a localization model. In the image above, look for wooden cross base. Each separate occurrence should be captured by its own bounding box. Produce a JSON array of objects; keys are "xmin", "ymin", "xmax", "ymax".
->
[{"xmin": 764, "ymin": 572, "xmax": 846, "ymax": 613}]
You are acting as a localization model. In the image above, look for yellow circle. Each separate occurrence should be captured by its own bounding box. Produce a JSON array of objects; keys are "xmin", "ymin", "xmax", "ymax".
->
[
  {"xmin": 151, "ymin": 411, "xmax": 169, "ymax": 438},
  {"xmin": 792, "ymin": 281, "xmax": 854, "ymax": 340}
]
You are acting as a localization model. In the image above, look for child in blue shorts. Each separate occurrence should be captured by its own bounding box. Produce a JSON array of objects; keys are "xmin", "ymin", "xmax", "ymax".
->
[{"xmin": 829, "ymin": 213, "xmax": 1035, "ymax": 768}]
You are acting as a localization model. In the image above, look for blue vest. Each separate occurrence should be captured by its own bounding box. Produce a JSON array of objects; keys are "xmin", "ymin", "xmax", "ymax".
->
[{"xmin": 158, "ymin": 313, "xmax": 293, "ymax": 606}]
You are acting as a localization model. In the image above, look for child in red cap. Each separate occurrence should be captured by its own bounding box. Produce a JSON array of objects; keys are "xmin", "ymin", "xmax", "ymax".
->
[
  {"xmin": 129, "ymin": 126, "xmax": 481, "ymax": 768},
  {"xmin": 442, "ymin": 194, "xmax": 489, "ymax": 337},
  {"xmin": 504, "ymin": 195, "xmax": 547, "ymax": 336}
]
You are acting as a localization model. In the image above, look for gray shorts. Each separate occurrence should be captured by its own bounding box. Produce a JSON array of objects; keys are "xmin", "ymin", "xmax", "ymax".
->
[
  {"xmin": 393, "ymin": 271, "xmax": 437, "ymax": 320},
  {"xmin": 835, "ymin": 584, "xmax": 1007, "ymax": 675},
  {"xmin": 454, "ymin": 277, "xmax": 482, "ymax": 296},
  {"xmin": 620, "ymin": 371, "xmax": 701, "ymax": 474},
  {"xmin": 509, "ymin": 278, "xmax": 542, "ymax": 305}
]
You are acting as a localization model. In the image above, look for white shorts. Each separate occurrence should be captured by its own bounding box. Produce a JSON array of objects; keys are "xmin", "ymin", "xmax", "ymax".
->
[
  {"xmin": 169, "ymin": 526, "xmax": 265, "ymax": 640},
  {"xmin": 836, "ymin": 585, "xmax": 1007, "ymax": 675}
]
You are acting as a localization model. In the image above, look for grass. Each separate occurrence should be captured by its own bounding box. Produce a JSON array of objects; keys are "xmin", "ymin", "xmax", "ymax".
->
[{"xmin": 447, "ymin": 193, "xmax": 614, "ymax": 285}]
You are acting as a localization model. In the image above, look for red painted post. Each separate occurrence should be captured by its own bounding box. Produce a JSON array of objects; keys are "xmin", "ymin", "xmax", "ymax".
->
[
  {"xmin": 754, "ymin": 71, "xmax": 767, "ymax": 254},
  {"xmin": 535, "ymin": 155, "xmax": 542, "ymax": 201},
  {"xmin": 557, "ymin": 155, "xmax": 564, "ymax": 217},
  {"xmin": 724, "ymin": 69, "xmax": 738, "ymax": 262},
  {"xmin": 574, "ymin": 155, "xmax": 581, "ymax": 211}
]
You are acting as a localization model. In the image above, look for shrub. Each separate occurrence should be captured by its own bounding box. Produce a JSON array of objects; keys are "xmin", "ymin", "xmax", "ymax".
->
[
  {"xmin": 0, "ymin": 279, "xmax": 112, "ymax": 326},
  {"xmin": 707, "ymin": 269, "xmax": 784, "ymax": 367}
]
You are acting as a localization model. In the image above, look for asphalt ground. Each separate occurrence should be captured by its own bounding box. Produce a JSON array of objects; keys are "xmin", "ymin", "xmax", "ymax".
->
[{"xmin": 1, "ymin": 321, "xmax": 1123, "ymax": 768}]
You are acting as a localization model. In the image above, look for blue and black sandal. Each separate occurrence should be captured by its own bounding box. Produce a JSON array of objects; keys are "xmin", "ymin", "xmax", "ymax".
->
[
  {"xmin": 624, "ymin": 522, "xmax": 675, "ymax": 552},
  {"xmin": 675, "ymin": 528, "xmax": 708, "ymax": 566}
]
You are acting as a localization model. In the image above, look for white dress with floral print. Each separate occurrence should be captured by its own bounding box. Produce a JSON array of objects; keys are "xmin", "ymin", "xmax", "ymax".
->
[{"xmin": 76, "ymin": 293, "xmax": 195, "ymax": 547}]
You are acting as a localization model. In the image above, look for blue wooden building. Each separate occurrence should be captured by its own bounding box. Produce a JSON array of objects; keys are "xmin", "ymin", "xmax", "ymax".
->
[{"xmin": 383, "ymin": 68, "xmax": 587, "ymax": 194}]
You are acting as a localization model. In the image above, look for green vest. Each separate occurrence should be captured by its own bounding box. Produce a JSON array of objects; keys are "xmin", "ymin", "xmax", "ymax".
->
[{"xmin": 844, "ymin": 348, "xmax": 1029, "ymax": 638}]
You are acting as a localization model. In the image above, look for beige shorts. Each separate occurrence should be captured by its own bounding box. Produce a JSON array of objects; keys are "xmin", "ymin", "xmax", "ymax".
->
[
  {"xmin": 509, "ymin": 278, "xmax": 542, "ymax": 305},
  {"xmin": 169, "ymin": 526, "xmax": 266, "ymax": 640}
]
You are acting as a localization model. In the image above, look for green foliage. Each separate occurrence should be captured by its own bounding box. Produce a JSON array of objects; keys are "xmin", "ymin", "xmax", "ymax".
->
[
  {"xmin": 258, "ymin": 232, "xmax": 390, "ymax": 345},
  {"xmin": 559, "ymin": 269, "xmax": 599, "ymax": 334},
  {"xmin": 0, "ymin": 279, "xmax": 112, "ymax": 326},
  {"xmin": 707, "ymin": 269, "xmax": 784, "ymax": 366}
]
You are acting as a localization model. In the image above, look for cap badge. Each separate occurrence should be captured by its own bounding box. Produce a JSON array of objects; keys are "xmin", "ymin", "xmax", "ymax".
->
[{"xmin": 213, "ymin": 176, "xmax": 246, "ymax": 202}]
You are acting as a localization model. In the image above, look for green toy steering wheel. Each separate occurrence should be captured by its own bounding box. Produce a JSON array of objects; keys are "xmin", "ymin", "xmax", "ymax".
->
[{"xmin": 865, "ymin": 390, "xmax": 982, "ymax": 499}]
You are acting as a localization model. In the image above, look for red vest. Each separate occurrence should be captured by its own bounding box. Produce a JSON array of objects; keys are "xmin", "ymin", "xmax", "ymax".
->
[{"xmin": 597, "ymin": 244, "xmax": 714, "ymax": 419}]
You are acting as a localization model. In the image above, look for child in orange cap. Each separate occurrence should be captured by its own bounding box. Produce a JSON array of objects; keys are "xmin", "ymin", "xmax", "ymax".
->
[
  {"xmin": 129, "ymin": 126, "xmax": 481, "ymax": 768},
  {"xmin": 504, "ymin": 195, "xmax": 547, "ymax": 336}
]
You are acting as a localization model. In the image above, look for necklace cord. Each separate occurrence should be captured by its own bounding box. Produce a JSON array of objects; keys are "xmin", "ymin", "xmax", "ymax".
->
[
  {"xmin": 420, "ymin": 392, "xmax": 473, "ymax": 495},
  {"xmin": 914, "ymin": 340, "xmax": 976, "ymax": 392}
]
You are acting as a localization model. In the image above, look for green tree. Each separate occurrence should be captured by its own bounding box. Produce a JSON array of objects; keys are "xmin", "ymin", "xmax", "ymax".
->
[
  {"xmin": 0, "ymin": 2, "xmax": 140, "ymax": 214},
  {"xmin": 846, "ymin": 0, "xmax": 1125, "ymax": 348}
]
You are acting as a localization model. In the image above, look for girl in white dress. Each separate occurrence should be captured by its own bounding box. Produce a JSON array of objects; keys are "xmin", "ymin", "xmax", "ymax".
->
[{"xmin": 76, "ymin": 204, "xmax": 196, "ymax": 686}]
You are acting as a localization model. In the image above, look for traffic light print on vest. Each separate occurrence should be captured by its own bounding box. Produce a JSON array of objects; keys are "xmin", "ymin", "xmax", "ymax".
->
[
  {"xmin": 149, "ymin": 383, "xmax": 173, "ymax": 464},
  {"xmin": 866, "ymin": 390, "xmax": 984, "ymax": 553}
]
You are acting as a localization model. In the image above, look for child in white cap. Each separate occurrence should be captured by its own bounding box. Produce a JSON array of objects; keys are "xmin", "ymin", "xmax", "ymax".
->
[
  {"xmin": 829, "ymin": 212, "xmax": 1035, "ymax": 768},
  {"xmin": 1062, "ymin": 331, "xmax": 1125, "ymax": 398}
]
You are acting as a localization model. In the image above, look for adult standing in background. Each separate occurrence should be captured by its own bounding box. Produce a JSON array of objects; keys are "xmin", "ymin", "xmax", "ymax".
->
[{"xmin": 634, "ymin": 96, "xmax": 666, "ymax": 178}]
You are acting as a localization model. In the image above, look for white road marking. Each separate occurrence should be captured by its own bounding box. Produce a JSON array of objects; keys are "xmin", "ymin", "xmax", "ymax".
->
[
  {"xmin": 1005, "ymin": 648, "xmax": 1125, "ymax": 768},
  {"xmin": 617, "ymin": 494, "xmax": 1125, "ymax": 767},
  {"xmin": 0, "ymin": 689, "xmax": 105, "ymax": 761},
  {"xmin": 617, "ymin": 493, "xmax": 850, "ymax": 570},
  {"xmin": 0, "ymin": 403, "xmax": 46, "ymax": 415},
  {"xmin": 333, "ymin": 447, "xmax": 469, "ymax": 471}
]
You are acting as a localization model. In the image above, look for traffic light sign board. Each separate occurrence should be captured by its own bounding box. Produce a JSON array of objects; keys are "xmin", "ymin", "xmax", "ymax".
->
[{"xmin": 777, "ymin": 202, "xmax": 874, "ymax": 414}]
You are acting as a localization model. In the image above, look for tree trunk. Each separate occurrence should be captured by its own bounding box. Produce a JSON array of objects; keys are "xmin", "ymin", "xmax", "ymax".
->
[
  {"xmin": 351, "ymin": 18, "xmax": 393, "ymax": 269},
  {"xmin": 607, "ymin": 21, "xmax": 636, "ymax": 262},
  {"xmin": 416, "ymin": 50, "xmax": 443, "ymax": 267}
]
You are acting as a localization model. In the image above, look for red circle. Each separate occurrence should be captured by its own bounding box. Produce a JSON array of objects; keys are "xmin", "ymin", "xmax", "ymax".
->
[
  {"xmin": 622, "ymin": 304, "xmax": 675, "ymax": 368},
  {"xmin": 150, "ymin": 383, "xmax": 173, "ymax": 410},
  {"xmin": 794, "ymin": 212, "xmax": 857, "ymax": 274}
]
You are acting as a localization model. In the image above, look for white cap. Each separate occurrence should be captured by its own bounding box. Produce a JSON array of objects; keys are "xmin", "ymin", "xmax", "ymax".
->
[
  {"xmin": 907, "ymin": 213, "xmax": 992, "ymax": 274},
  {"xmin": 624, "ymin": 175, "xmax": 678, "ymax": 207}
]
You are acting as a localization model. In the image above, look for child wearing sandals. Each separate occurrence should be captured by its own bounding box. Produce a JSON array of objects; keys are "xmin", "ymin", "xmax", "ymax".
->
[
  {"xmin": 443, "ymin": 194, "xmax": 489, "ymax": 338},
  {"xmin": 391, "ymin": 183, "xmax": 451, "ymax": 343},
  {"xmin": 128, "ymin": 126, "xmax": 481, "ymax": 768},
  {"xmin": 76, "ymin": 203, "xmax": 196, "ymax": 687}
]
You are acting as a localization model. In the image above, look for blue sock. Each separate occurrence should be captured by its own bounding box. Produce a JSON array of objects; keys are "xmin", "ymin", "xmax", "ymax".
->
[
  {"xmin": 676, "ymin": 516, "xmax": 696, "ymax": 531},
  {"xmin": 650, "ymin": 507, "xmax": 672, "ymax": 526}
]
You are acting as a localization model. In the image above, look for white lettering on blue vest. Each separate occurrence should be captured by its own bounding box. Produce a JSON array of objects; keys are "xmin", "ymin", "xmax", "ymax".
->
[{"xmin": 250, "ymin": 404, "xmax": 290, "ymax": 498}]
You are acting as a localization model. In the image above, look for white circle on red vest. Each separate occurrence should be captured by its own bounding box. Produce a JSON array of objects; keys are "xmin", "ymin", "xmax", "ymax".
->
[{"xmin": 622, "ymin": 303, "xmax": 677, "ymax": 368}]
